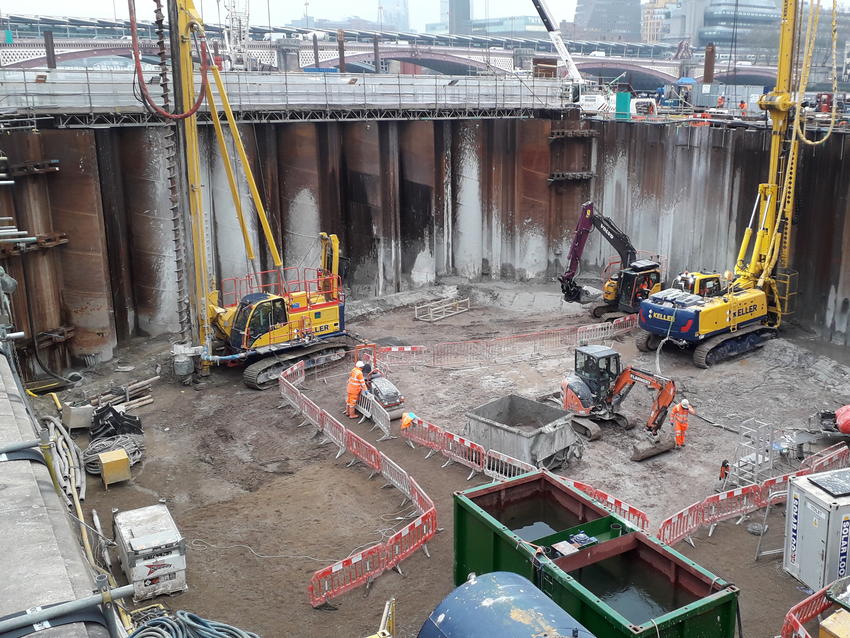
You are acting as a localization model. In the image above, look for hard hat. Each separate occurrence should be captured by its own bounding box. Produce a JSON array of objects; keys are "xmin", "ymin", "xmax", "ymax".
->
[
  {"xmin": 356, "ymin": 360, "xmax": 365, "ymax": 368},
  {"xmin": 681, "ymin": 398, "xmax": 690, "ymax": 408}
]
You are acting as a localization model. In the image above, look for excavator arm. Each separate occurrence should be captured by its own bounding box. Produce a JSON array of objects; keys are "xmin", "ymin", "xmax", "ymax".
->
[
  {"xmin": 608, "ymin": 367, "xmax": 676, "ymax": 433},
  {"xmin": 558, "ymin": 201, "xmax": 638, "ymax": 302}
]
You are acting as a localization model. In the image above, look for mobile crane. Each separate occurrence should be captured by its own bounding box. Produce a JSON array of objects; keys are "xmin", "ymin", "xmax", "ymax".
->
[
  {"xmin": 130, "ymin": 0, "xmax": 350, "ymax": 388},
  {"xmin": 558, "ymin": 201, "xmax": 663, "ymax": 320},
  {"xmin": 635, "ymin": 0, "xmax": 838, "ymax": 367}
]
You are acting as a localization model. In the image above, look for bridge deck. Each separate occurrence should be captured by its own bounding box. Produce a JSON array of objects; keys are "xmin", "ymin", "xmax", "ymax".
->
[{"xmin": 0, "ymin": 69, "xmax": 570, "ymax": 125}]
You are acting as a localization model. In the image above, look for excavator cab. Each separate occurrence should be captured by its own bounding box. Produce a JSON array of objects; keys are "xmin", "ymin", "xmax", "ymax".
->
[
  {"xmin": 671, "ymin": 271, "xmax": 725, "ymax": 297},
  {"xmin": 229, "ymin": 293, "xmax": 287, "ymax": 350},
  {"xmin": 574, "ymin": 345, "xmax": 621, "ymax": 398},
  {"xmin": 616, "ymin": 260, "xmax": 662, "ymax": 312}
]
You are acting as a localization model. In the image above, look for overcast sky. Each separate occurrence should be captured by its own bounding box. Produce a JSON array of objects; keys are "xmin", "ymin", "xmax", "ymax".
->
[{"xmin": 0, "ymin": 0, "xmax": 579, "ymax": 32}]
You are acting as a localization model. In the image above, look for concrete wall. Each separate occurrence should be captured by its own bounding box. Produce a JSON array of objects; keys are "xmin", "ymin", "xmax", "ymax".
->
[{"xmin": 3, "ymin": 116, "xmax": 848, "ymax": 369}]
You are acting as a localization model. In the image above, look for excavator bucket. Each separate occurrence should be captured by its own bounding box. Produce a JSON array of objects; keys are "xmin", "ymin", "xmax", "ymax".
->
[{"xmin": 630, "ymin": 431, "xmax": 675, "ymax": 461}]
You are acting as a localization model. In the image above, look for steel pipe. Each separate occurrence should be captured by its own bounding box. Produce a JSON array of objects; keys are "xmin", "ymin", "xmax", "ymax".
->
[
  {"xmin": 0, "ymin": 438, "xmax": 39, "ymax": 454},
  {"xmin": 0, "ymin": 585, "xmax": 134, "ymax": 634}
]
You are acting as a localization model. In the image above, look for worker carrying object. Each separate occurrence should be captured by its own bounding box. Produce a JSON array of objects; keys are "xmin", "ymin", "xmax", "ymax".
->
[
  {"xmin": 346, "ymin": 360, "xmax": 367, "ymax": 419},
  {"xmin": 670, "ymin": 398, "xmax": 695, "ymax": 448},
  {"xmin": 401, "ymin": 412, "xmax": 417, "ymax": 430}
]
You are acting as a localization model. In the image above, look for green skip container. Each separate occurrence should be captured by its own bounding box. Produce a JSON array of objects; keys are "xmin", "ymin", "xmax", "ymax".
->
[{"xmin": 454, "ymin": 471, "xmax": 739, "ymax": 638}]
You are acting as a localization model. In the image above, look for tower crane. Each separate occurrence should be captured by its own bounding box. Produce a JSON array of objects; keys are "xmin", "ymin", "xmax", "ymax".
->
[{"xmin": 635, "ymin": 0, "xmax": 839, "ymax": 367}]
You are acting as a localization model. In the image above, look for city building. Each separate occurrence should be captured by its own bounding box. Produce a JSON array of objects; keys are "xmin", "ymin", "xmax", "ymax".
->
[
  {"xmin": 642, "ymin": 0, "xmax": 674, "ymax": 43},
  {"xmin": 573, "ymin": 0, "xmax": 642, "ymax": 41},
  {"xmin": 697, "ymin": 0, "xmax": 780, "ymax": 48},
  {"xmin": 380, "ymin": 0, "xmax": 410, "ymax": 32}
]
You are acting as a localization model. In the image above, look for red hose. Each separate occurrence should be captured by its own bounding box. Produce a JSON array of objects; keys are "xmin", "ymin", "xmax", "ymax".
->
[{"xmin": 127, "ymin": 0, "xmax": 209, "ymax": 120}]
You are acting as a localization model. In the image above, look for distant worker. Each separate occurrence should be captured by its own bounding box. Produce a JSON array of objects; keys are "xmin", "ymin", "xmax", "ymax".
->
[
  {"xmin": 670, "ymin": 398, "xmax": 696, "ymax": 448},
  {"xmin": 716, "ymin": 95, "xmax": 726, "ymax": 108},
  {"xmin": 401, "ymin": 412, "xmax": 417, "ymax": 430},
  {"xmin": 738, "ymin": 100, "xmax": 748, "ymax": 117},
  {"xmin": 346, "ymin": 360, "xmax": 367, "ymax": 419}
]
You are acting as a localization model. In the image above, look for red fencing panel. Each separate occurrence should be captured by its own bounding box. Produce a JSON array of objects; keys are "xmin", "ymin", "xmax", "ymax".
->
[
  {"xmin": 401, "ymin": 417, "xmax": 445, "ymax": 452},
  {"xmin": 441, "ymin": 432, "xmax": 485, "ymax": 476},
  {"xmin": 407, "ymin": 475, "xmax": 435, "ymax": 514},
  {"xmin": 594, "ymin": 488, "xmax": 651, "ymax": 533},
  {"xmin": 279, "ymin": 379, "xmax": 303, "ymax": 412},
  {"xmin": 281, "ymin": 360, "xmax": 306, "ymax": 386},
  {"xmin": 301, "ymin": 396, "xmax": 324, "ymax": 431},
  {"xmin": 702, "ymin": 484, "xmax": 763, "ymax": 526},
  {"xmin": 806, "ymin": 443, "xmax": 850, "ymax": 473},
  {"xmin": 308, "ymin": 544, "xmax": 386, "ymax": 607},
  {"xmin": 657, "ymin": 501, "xmax": 705, "ymax": 546},
  {"xmin": 780, "ymin": 586, "xmax": 833, "ymax": 638},
  {"xmin": 345, "ymin": 430, "xmax": 382, "ymax": 472},
  {"xmin": 385, "ymin": 508, "xmax": 437, "ymax": 569},
  {"xmin": 556, "ymin": 476, "xmax": 598, "ymax": 500},
  {"xmin": 759, "ymin": 470, "xmax": 808, "ymax": 507},
  {"xmin": 380, "ymin": 455, "xmax": 411, "ymax": 499},
  {"xmin": 320, "ymin": 412, "xmax": 347, "ymax": 453},
  {"xmin": 484, "ymin": 450, "xmax": 536, "ymax": 482}
]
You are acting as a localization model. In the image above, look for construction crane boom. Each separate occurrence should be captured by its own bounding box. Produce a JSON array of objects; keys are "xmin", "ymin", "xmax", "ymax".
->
[{"xmin": 529, "ymin": 0, "xmax": 583, "ymax": 83}]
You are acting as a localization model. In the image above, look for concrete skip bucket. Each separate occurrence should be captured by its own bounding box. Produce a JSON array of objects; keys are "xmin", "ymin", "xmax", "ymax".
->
[{"xmin": 464, "ymin": 394, "xmax": 582, "ymax": 469}]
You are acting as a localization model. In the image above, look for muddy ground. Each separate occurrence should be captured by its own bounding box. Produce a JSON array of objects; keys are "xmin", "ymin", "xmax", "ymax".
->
[{"xmin": 56, "ymin": 284, "xmax": 849, "ymax": 638}]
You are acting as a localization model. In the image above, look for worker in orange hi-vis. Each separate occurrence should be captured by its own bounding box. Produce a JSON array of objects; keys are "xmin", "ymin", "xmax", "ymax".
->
[
  {"xmin": 401, "ymin": 412, "xmax": 417, "ymax": 430},
  {"xmin": 346, "ymin": 360, "xmax": 366, "ymax": 419},
  {"xmin": 670, "ymin": 398, "xmax": 696, "ymax": 448}
]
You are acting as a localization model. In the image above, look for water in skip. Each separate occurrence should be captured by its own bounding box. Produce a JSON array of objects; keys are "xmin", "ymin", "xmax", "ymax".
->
[
  {"xmin": 571, "ymin": 554, "xmax": 700, "ymax": 625},
  {"xmin": 492, "ymin": 494, "xmax": 583, "ymax": 541}
]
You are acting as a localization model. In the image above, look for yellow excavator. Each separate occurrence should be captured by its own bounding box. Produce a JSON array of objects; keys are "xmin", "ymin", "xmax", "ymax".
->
[
  {"xmin": 131, "ymin": 0, "xmax": 350, "ymax": 388},
  {"xmin": 635, "ymin": 0, "xmax": 838, "ymax": 367}
]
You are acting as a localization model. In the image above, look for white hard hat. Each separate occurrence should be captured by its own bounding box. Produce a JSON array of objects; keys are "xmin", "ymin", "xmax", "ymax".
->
[
  {"xmin": 681, "ymin": 398, "xmax": 690, "ymax": 408},
  {"xmin": 356, "ymin": 360, "xmax": 365, "ymax": 368}
]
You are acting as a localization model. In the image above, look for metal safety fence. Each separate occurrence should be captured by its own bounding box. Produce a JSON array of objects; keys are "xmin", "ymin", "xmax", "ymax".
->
[
  {"xmin": 279, "ymin": 363, "xmax": 436, "ymax": 608},
  {"xmin": 657, "ymin": 445, "xmax": 850, "ymax": 547},
  {"xmin": 431, "ymin": 315, "xmax": 638, "ymax": 368},
  {"xmin": 401, "ymin": 414, "xmax": 649, "ymax": 532},
  {"xmin": 780, "ymin": 585, "xmax": 834, "ymax": 638}
]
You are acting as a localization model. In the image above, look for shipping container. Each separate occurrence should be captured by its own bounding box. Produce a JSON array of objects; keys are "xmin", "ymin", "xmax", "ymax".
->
[
  {"xmin": 454, "ymin": 470, "xmax": 635, "ymax": 585},
  {"xmin": 546, "ymin": 532, "xmax": 739, "ymax": 638},
  {"xmin": 454, "ymin": 471, "xmax": 739, "ymax": 638}
]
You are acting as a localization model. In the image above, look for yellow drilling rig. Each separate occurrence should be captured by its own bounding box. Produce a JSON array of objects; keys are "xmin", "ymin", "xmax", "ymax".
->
[
  {"xmin": 130, "ymin": 0, "xmax": 351, "ymax": 388},
  {"xmin": 635, "ymin": 0, "xmax": 839, "ymax": 367}
]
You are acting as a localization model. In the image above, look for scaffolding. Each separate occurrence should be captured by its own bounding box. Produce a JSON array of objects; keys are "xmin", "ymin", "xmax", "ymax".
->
[{"xmin": 721, "ymin": 418, "xmax": 778, "ymax": 490}]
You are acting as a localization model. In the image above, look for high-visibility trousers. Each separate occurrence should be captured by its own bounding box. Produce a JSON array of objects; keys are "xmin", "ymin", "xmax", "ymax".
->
[
  {"xmin": 674, "ymin": 426, "xmax": 686, "ymax": 446},
  {"xmin": 346, "ymin": 389, "xmax": 361, "ymax": 408}
]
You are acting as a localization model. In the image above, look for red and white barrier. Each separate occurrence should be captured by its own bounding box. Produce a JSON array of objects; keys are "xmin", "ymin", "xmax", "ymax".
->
[
  {"xmin": 703, "ymin": 484, "xmax": 762, "ymax": 530},
  {"xmin": 377, "ymin": 345, "xmax": 427, "ymax": 372},
  {"xmin": 484, "ymin": 450, "xmax": 536, "ymax": 482},
  {"xmin": 594, "ymin": 488, "xmax": 651, "ymax": 533},
  {"xmin": 300, "ymin": 396, "xmax": 324, "ymax": 430},
  {"xmin": 385, "ymin": 508, "xmax": 437, "ymax": 569},
  {"xmin": 430, "ymin": 316, "xmax": 638, "ymax": 368},
  {"xmin": 780, "ymin": 585, "xmax": 833, "ymax": 638},
  {"xmin": 441, "ymin": 431, "xmax": 486, "ymax": 480},
  {"xmin": 308, "ymin": 544, "xmax": 385, "ymax": 607},
  {"xmin": 657, "ymin": 501, "xmax": 706, "ymax": 546},
  {"xmin": 401, "ymin": 417, "xmax": 445, "ymax": 456},
  {"xmin": 345, "ymin": 430, "xmax": 382, "ymax": 473},
  {"xmin": 281, "ymin": 359, "xmax": 306, "ymax": 386},
  {"xmin": 380, "ymin": 455, "xmax": 411, "ymax": 499},
  {"xmin": 656, "ymin": 445, "xmax": 850, "ymax": 546},
  {"xmin": 320, "ymin": 413, "xmax": 348, "ymax": 458},
  {"xmin": 279, "ymin": 364, "xmax": 436, "ymax": 608}
]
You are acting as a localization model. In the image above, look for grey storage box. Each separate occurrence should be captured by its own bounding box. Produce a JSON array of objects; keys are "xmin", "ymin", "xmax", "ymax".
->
[{"xmin": 114, "ymin": 504, "xmax": 188, "ymax": 601}]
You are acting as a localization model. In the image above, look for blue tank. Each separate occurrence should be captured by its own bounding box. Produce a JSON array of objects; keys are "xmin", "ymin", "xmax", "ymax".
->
[{"xmin": 418, "ymin": 571, "xmax": 596, "ymax": 638}]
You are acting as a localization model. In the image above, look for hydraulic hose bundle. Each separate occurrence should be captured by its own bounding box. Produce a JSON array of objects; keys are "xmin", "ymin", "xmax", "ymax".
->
[{"xmin": 129, "ymin": 611, "xmax": 260, "ymax": 638}]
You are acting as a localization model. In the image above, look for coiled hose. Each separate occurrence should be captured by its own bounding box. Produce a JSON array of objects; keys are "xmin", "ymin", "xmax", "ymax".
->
[
  {"xmin": 83, "ymin": 434, "xmax": 144, "ymax": 474},
  {"xmin": 129, "ymin": 611, "xmax": 259, "ymax": 638}
]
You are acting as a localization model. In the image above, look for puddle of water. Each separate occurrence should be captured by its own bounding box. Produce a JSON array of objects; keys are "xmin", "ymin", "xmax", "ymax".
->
[
  {"xmin": 571, "ymin": 554, "xmax": 700, "ymax": 625},
  {"xmin": 489, "ymin": 494, "xmax": 583, "ymax": 541}
]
